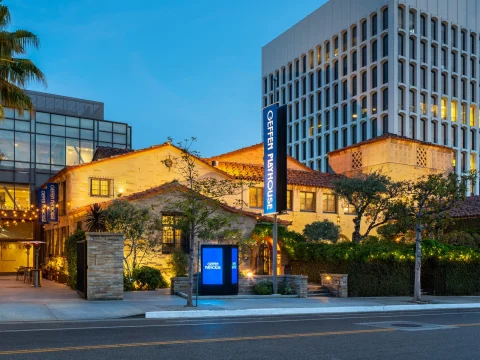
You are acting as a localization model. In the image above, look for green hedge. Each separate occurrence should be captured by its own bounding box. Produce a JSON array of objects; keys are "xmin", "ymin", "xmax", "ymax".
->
[
  {"xmin": 64, "ymin": 229, "xmax": 86, "ymax": 290},
  {"xmin": 288, "ymin": 239, "xmax": 480, "ymax": 297}
]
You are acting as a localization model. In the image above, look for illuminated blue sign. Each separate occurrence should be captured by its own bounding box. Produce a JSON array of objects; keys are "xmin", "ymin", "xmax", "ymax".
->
[
  {"xmin": 263, "ymin": 104, "xmax": 287, "ymax": 215},
  {"xmin": 231, "ymin": 248, "xmax": 238, "ymax": 284},
  {"xmin": 202, "ymin": 247, "xmax": 223, "ymax": 285},
  {"xmin": 263, "ymin": 105, "xmax": 277, "ymax": 215},
  {"xmin": 38, "ymin": 189, "xmax": 48, "ymax": 225},
  {"xmin": 47, "ymin": 183, "xmax": 59, "ymax": 223}
]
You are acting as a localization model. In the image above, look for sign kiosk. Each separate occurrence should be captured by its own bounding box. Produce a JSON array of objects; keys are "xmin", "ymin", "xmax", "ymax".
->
[{"xmin": 200, "ymin": 245, "xmax": 239, "ymax": 296}]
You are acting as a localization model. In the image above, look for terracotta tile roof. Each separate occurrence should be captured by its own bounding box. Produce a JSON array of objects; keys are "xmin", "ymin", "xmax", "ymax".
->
[
  {"xmin": 328, "ymin": 133, "xmax": 453, "ymax": 156},
  {"xmin": 92, "ymin": 146, "xmax": 134, "ymax": 161},
  {"xmin": 450, "ymin": 196, "xmax": 480, "ymax": 219},
  {"xmin": 69, "ymin": 181, "xmax": 291, "ymax": 225},
  {"xmin": 205, "ymin": 143, "xmax": 314, "ymax": 172},
  {"xmin": 215, "ymin": 161, "xmax": 342, "ymax": 188}
]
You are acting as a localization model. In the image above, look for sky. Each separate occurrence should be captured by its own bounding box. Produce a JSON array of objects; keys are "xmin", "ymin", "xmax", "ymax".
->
[{"xmin": 9, "ymin": 0, "xmax": 327, "ymax": 157}]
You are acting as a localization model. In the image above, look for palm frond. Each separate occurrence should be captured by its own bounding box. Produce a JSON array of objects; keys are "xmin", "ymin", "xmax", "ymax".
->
[
  {"xmin": 0, "ymin": 3, "xmax": 11, "ymax": 29},
  {"xmin": 0, "ymin": 80, "xmax": 34, "ymax": 118},
  {"xmin": 0, "ymin": 58, "xmax": 47, "ymax": 87}
]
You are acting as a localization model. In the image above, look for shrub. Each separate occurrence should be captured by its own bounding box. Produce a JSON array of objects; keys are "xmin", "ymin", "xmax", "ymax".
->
[
  {"xmin": 132, "ymin": 266, "xmax": 168, "ymax": 290},
  {"xmin": 253, "ymin": 281, "xmax": 273, "ymax": 295},
  {"xmin": 440, "ymin": 231, "xmax": 480, "ymax": 249},
  {"xmin": 278, "ymin": 282, "xmax": 296, "ymax": 295},
  {"xmin": 123, "ymin": 273, "xmax": 134, "ymax": 292},
  {"xmin": 167, "ymin": 249, "xmax": 189, "ymax": 277},
  {"xmin": 303, "ymin": 220, "xmax": 341, "ymax": 242},
  {"xmin": 64, "ymin": 229, "xmax": 86, "ymax": 290}
]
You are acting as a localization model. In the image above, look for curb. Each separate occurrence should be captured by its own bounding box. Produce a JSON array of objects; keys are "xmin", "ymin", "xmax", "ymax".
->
[
  {"xmin": 175, "ymin": 292, "xmax": 299, "ymax": 300},
  {"xmin": 145, "ymin": 303, "xmax": 480, "ymax": 319}
]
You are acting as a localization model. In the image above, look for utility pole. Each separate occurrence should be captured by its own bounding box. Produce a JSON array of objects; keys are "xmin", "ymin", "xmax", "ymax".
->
[{"xmin": 272, "ymin": 75, "xmax": 278, "ymax": 295}]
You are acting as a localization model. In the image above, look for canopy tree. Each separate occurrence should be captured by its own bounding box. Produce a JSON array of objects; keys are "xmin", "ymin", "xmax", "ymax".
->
[
  {"xmin": 402, "ymin": 172, "xmax": 476, "ymax": 302},
  {"xmin": 333, "ymin": 172, "xmax": 406, "ymax": 243},
  {"xmin": 0, "ymin": 0, "xmax": 46, "ymax": 118}
]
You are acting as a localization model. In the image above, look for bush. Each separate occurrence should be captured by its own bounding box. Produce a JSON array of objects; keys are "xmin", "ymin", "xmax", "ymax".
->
[
  {"xmin": 132, "ymin": 266, "xmax": 168, "ymax": 290},
  {"xmin": 290, "ymin": 239, "xmax": 480, "ymax": 296},
  {"xmin": 64, "ymin": 229, "xmax": 86, "ymax": 290},
  {"xmin": 123, "ymin": 273, "xmax": 134, "ymax": 292},
  {"xmin": 167, "ymin": 249, "xmax": 188, "ymax": 277},
  {"xmin": 440, "ymin": 231, "xmax": 480, "ymax": 249},
  {"xmin": 303, "ymin": 220, "xmax": 341, "ymax": 242},
  {"xmin": 278, "ymin": 282, "xmax": 296, "ymax": 295},
  {"xmin": 253, "ymin": 281, "xmax": 273, "ymax": 295}
]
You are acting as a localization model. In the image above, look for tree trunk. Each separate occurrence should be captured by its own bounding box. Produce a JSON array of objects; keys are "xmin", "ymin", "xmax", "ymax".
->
[
  {"xmin": 352, "ymin": 218, "xmax": 361, "ymax": 243},
  {"xmin": 413, "ymin": 221, "xmax": 422, "ymax": 302},
  {"xmin": 187, "ymin": 230, "xmax": 194, "ymax": 307}
]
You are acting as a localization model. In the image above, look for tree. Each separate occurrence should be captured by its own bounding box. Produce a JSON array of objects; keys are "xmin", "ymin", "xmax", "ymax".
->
[
  {"xmin": 85, "ymin": 203, "xmax": 106, "ymax": 232},
  {"xmin": 162, "ymin": 137, "xmax": 247, "ymax": 307},
  {"xmin": 0, "ymin": 0, "xmax": 46, "ymax": 118},
  {"xmin": 303, "ymin": 220, "xmax": 340, "ymax": 242},
  {"xmin": 402, "ymin": 172, "xmax": 476, "ymax": 302},
  {"xmin": 333, "ymin": 172, "xmax": 406, "ymax": 243},
  {"xmin": 104, "ymin": 199, "xmax": 162, "ymax": 279}
]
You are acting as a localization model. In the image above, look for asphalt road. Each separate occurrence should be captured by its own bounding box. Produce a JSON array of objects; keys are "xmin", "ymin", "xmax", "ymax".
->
[{"xmin": 0, "ymin": 309, "xmax": 479, "ymax": 359}]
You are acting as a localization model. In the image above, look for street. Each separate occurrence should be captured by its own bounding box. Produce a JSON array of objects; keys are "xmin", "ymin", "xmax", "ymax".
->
[{"xmin": 0, "ymin": 309, "xmax": 479, "ymax": 359}]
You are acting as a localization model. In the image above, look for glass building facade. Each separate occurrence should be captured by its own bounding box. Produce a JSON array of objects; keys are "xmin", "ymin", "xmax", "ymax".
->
[
  {"xmin": 0, "ymin": 90, "xmax": 132, "ymax": 193},
  {"xmin": 0, "ymin": 91, "xmax": 132, "ymax": 268}
]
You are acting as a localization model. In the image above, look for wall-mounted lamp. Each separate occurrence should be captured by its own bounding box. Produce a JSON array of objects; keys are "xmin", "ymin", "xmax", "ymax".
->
[{"xmin": 336, "ymin": 215, "xmax": 341, "ymax": 223}]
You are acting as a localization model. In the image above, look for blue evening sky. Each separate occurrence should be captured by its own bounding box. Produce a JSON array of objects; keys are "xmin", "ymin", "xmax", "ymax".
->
[{"xmin": 10, "ymin": 0, "xmax": 326, "ymax": 157}]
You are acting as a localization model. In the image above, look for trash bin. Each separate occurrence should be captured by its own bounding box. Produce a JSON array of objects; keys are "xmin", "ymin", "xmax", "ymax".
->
[{"xmin": 31, "ymin": 269, "xmax": 42, "ymax": 288}]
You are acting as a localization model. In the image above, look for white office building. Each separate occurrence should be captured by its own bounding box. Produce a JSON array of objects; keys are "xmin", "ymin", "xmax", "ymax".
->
[{"xmin": 262, "ymin": 0, "xmax": 480, "ymax": 194}]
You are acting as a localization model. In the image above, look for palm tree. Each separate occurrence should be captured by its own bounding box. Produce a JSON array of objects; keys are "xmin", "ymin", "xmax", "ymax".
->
[
  {"xmin": 0, "ymin": 0, "xmax": 46, "ymax": 119},
  {"xmin": 85, "ymin": 203, "xmax": 107, "ymax": 232}
]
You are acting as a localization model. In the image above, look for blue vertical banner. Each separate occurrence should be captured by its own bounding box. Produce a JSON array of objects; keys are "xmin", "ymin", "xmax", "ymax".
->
[
  {"xmin": 47, "ymin": 183, "xmax": 59, "ymax": 223},
  {"xmin": 263, "ymin": 104, "xmax": 277, "ymax": 215},
  {"xmin": 231, "ymin": 247, "xmax": 238, "ymax": 285},
  {"xmin": 263, "ymin": 104, "xmax": 287, "ymax": 215},
  {"xmin": 37, "ymin": 188, "xmax": 48, "ymax": 225}
]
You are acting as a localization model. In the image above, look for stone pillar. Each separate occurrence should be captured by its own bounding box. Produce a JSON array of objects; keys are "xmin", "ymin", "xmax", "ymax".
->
[
  {"xmin": 321, "ymin": 274, "xmax": 348, "ymax": 298},
  {"xmin": 86, "ymin": 232, "xmax": 124, "ymax": 300}
]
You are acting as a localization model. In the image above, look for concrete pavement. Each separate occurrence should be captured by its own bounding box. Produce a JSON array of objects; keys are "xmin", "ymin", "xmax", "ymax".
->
[{"xmin": 2, "ymin": 275, "xmax": 480, "ymax": 322}]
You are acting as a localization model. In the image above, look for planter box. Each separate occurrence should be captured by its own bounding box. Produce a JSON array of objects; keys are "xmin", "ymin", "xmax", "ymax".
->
[{"xmin": 57, "ymin": 274, "xmax": 68, "ymax": 284}]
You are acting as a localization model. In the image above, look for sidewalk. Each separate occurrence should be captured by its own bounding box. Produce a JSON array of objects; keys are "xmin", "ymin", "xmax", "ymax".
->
[{"xmin": 1, "ymin": 276, "xmax": 480, "ymax": 322}]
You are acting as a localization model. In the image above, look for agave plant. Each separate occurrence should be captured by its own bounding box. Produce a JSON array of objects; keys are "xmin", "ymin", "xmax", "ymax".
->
[
  {"xmin": 85, "ymin": 203, "xmax": 107, "ymax": 232},
  {"xmin": 0, "ymin": 0, "xmax": 47, "ymax": 119}
]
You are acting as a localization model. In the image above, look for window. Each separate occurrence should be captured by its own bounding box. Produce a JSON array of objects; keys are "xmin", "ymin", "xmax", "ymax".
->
[
  {"xmin": 361, "ymin": 21, "xmax": 367, "ymax": 42},
  {"xmin": 372, "ymin": 66, "xmax": 378, "ymax": 88},
  {"xmin": 431, "ymin": 19, "xmax": 437, "ymax": 41},
  {"xmin": 317, "ymin": 46, "xmax": 322, "ymax": 65},
  {"xmin": 249, "ymin": 188, "xmax": 263, "ymax": 208},
  {"xmin": 352, "ymin": 75, "xmax": 357, "ymax": 96},
  {"xmin": 342, "ymin": 32, "xmax": 348, "ymax": 52},
  {"xmin": 361, "ymin": 46, "xmax": 367, "ymax": 67},
  {"xmin": 382, "ymin": 35, "xmax": 388, "ymax": 57},
  {"xmin": 361, "ymin": 121, "xmax": 367, "ymax": 141},
  {"xmin": 383, "ymin": 88, "xmax": 389, "ymax": 110},
  {"xmin": 334, "ymin": 36, "xmax": 339, "ymax": 57},
  {"xmin": 300, "ymin": 191, "xmax": 316, "ymax": 212},
  {"xmin": 398, "ymin": 61, "xmax": 404, "ymax": 82},
  {"xmin": 409, "ymin": 37, "xmax": 416, "ymax": 59},
  {"xmin": 372, "ymin": 40, "xmax": 378, "ymax": 62},
  {"xmin": 420, "ymin": 15, "xmax": 426, "ymax": 37},
  {"xmin": 382, "ymin": 8, "xmax": 388, "ymax": 30},
  {"xmin": 372, "ymin": 14, "xmax": 377, "ymax": 36},
  {"xmin": 398, "ymin": 34, "xmax": 405, "ymax": 56},
  {"xmin": 286, "ymin": 190, "xmax": 293, "ymax": 211},
  {"xmin": 161, "ymin": 215, "xmax": 185, "ymax": 254},
  {"xmin": 382, "ymin": 61, "xmax": 388, "ymax": 84},
  {"xmin": 342, "ymin": 56, "xmax": 348, "ymax": 76},
  {"xmin": 398, "ymin": 7, "xmax": 405, "ymax": 29},
  {"xmin": 343, "ymin": 202, "xmax": 356, "ymax": 215},
  {"xmin": 383, "ymin": 116, "xmax": 389, "ymax": 134},
  {"xmin": 352, "ymin": 25, "xmax": 357, "ymax": 46},
  {"xmin": 322, "ymin": 193, "xmax": 337, "ymax": 213},
  {"xmin": 362, "ymin": 71, "xmax": 367, "ymax": 92},
  {"xmin": 372, "ymin": 92, "xmax": 378, "ymax": 114},
  {"xmin": 90, "ymin": 178, "xmax": 112, "ymax": 197}
]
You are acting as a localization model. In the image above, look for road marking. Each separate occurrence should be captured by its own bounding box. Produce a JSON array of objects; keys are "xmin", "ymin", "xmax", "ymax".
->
[
  {"xmin": 454, "ymin": 322, "xmax": 480, "ymax": 327},
  {"xmin": 0, "ymin": 310, "xmax": 479, "ymax": 333},
  {"xmin": 0, "ymin": 328, "xmax": 395, "ymax": 355}
]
